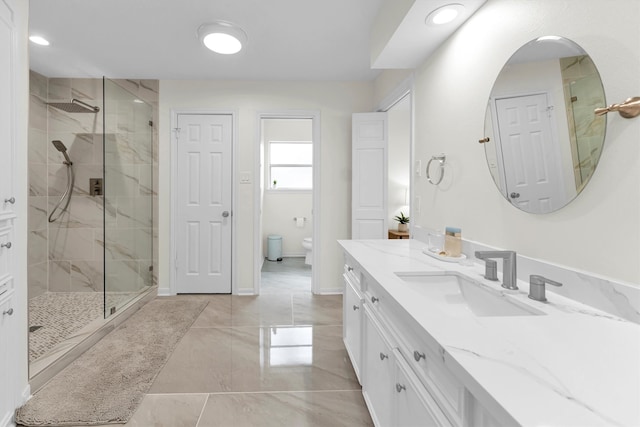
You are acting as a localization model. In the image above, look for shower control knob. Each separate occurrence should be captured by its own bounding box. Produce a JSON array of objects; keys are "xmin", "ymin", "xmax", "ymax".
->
[
  {"xmin": 222, "ymin": 211, "xmax": 230, "ymax": 218},
  {"xmin": 4, "ymin": 197, "xmax": 15, "ymax": 204},
  {"xmin": 0, "ymin": 242, "xmax": 11, "ymax": 249}
]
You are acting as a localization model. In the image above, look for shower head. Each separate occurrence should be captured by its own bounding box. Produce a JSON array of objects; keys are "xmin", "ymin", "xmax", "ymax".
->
[
  {"xmin": 47, "ymin": 99, "xmax": 100, "ymax": 113},
  {"xmin": 51, "ymin": 140, "xmax": 72, "ymax": 164}
]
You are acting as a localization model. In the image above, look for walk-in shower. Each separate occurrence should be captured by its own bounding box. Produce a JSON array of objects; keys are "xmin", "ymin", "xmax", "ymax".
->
[
  {"xmin": 48, "ymin": 140, "xmax": 74, "ymax": 223},
  {"xmin": 27, "ymin": 76, "xmax": 156, "ymax": 380}
]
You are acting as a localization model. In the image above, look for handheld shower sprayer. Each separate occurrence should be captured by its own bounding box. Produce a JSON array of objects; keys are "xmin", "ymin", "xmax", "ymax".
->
[
  {"xmin": 51, "ymin": 140, "xmax": 72, "ymax": 165},
  {"xmin": 49, "ymin": 140, "xmax": 76, "ymax": 223}
]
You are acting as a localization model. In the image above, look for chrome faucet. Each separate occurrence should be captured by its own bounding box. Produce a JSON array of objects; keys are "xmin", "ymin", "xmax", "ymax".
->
[
  {"xmin": 475, "ymin": 251, "xmax": 518, "ymax": 290},
  {"xmin": 528, "ymin": 275, "xmax": 562, "ymax": 302}
]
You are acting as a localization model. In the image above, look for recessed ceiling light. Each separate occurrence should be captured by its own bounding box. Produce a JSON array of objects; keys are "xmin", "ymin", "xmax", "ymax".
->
[
  {"xmin": 29, "ymin": 35, "xmax": 50, "ymax": 46},
  {"xmin": 198, "ymin": 21, "xmax": 247, "ymax": 55},
  {"xmin": 426, "ymin": 4, "xmax": 465, "ymax": 26},
  {"xmin": 536, "ymin": 35, "xmax": 562, "ymax": 42}
]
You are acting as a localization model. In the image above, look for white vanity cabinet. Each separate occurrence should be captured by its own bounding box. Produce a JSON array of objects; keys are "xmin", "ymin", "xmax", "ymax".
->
[
  {"xmin": 362, "ymin": 305, "xmax": 395, "ymax": 426},
  {"xmin": 343, "ymin": 256, "xmax": 365, "ymax": 383},
  {"xmin": 342, "ymin": 251, "xmax": 485, "ymax": 427}
]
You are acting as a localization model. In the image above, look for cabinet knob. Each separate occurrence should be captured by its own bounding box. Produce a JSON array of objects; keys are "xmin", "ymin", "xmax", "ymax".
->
[
  {"xmin": 413, "ymin": 350, "xmax": 426, "ymax": 362},
  {"xmin": 371, "ymin": 296, "xmax": 379, "ymax": 304},
  {"xmin": 4, "ymin": 197, "xmax": 15, "ymax": 204},
  {"xmin": 352, "ymin": 305, "xmax": 359, "ymax": 311},
  {"xmin": 347, "ymin": 266, "xmax": 353, "ymax": 272},
  {"xmin": 1, "ymin": 242, "xmax": 11, "ymax": 249},
  {"xmin": 396, "ymin": 383, "xmax": 406, "ymax": 393},
  {"xmin": 379, "ymin": 352, "xmax": 388, "ymax": 361},
  {"xmin": 3, "ymin": 308, "xmax": 13, "ymax": 316}
]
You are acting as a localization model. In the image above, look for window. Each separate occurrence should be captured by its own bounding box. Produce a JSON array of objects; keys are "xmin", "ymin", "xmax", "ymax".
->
[{"xmin": 268, "ymin": 141, "xmax": 312, "ymax": 190}]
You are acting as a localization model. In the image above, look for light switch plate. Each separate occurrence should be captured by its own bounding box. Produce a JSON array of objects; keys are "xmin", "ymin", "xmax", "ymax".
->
[{"xmin": 240, "ymin": 171, "xmax": 251, "ymax": 184}]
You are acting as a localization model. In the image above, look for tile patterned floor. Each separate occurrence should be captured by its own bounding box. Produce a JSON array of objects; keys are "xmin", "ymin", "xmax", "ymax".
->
[{"xmin": 89, "ymin": 259, "xmax": 372, "ymax": 427}]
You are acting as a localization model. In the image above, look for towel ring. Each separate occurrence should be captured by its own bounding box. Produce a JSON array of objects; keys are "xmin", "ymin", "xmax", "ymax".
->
[{"xmin": 426, "ymin": 154, "xmax": 446, "ymax": 185}]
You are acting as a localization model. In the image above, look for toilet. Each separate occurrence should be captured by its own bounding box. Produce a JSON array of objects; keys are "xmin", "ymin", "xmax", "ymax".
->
[{"xmin": 302, "ymin": 237, "xmax": 312, "ymax": 265}]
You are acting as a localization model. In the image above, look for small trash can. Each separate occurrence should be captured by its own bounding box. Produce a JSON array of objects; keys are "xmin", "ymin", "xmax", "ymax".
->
[{"xmin": 267, "ymin": 235, "xmax": 282, "ymax": 261}]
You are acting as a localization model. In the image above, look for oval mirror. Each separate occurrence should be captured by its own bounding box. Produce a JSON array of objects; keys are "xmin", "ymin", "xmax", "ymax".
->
[{"xmin": 483, "ymin": 36, "xmax": 606, "ymax": 214}]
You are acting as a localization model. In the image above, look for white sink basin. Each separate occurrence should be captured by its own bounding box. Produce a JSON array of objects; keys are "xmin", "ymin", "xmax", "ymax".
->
[{"xmin": 395, "ymin": 272, "xmax": 544, "ymax": 317}]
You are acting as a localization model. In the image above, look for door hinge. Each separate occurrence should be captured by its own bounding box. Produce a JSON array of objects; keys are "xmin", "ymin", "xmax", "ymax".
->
[{"xmin": 149, "ymin": 120, "xmax": 153, "ymax": 127}]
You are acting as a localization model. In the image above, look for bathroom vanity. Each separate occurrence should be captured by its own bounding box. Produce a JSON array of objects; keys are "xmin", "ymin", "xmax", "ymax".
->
[{"xmin": 340, "ymin": 239, "xmax": 639, "ymax": 427}]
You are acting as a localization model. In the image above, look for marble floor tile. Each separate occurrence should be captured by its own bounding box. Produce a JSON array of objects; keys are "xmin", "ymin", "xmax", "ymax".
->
[
  {"xmin": 261, "ymin": 257, "xmax": 311, "ymax": 294},
  {"xmin": 191, "ymin": 296, "xmax": 233, "ymax": 328},
  {"xmin": 198, "ymin": 391, "xmax": 373, "ymax": 427},
  {"xmin": 229, "ymin": 294, "xmax": 294, "ymax": 327},
  {"xmin": 150, "ymin": 325, "xmax": 359, "ymax": 394},
  {"xmin": 293, "ymin": 293, "xmax": 343, "ymax": 325},
  {"xmin": 149, "ymin": 328, "xmax": 233, "ymax": 394},
  {"xmin": 92, "ymin": 394, "xmax": 208, "ymax": 427}
]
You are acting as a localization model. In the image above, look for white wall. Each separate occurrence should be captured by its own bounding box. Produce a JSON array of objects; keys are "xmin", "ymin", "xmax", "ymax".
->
[
  {"xmin": 158, "ymin": 81, "xmax": 372, "ymax": 293},
  {"xmin": 261, "ymin": 119, "xmax": 313, "ymax": 257},
  {"xmin": 380, "ymin": 0, "xmax": 639, "ymax": 284}
]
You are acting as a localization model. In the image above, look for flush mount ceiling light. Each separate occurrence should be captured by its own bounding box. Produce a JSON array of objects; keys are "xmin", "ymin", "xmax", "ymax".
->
[
  {"xmin": 29, "ymin": 35, "xmax": 50, "ymax": 46},
  {"xmin": 198, "ymin": 21, "xmax": 247, "ymax": 54},
  {"xmin": 425, "ymin": 4, "xmax": 465, "ymax": 26}
]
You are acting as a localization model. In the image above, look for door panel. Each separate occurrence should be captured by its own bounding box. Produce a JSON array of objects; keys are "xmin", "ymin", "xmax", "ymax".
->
[
  {"xmin": 495, "ymin": 94, "xmax": 565, "ymax": 213},
  {"xmin": 352, "ymin": 113, "xmax": 387, "ymax": 239},
  {"xmin": 176, "ymin": 114, "xmax": 232, "ymax": 293}
]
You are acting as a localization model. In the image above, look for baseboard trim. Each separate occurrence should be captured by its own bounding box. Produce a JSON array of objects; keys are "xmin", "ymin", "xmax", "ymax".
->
[{"xmin": 313, "ymin": 288, "xmax": 343, "ymax": 295}]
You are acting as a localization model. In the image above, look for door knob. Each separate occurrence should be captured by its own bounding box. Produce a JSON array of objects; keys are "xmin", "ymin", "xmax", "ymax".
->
[
  {"xmin": 510, "ymin": 192, "xmax": 520, "ymax": 199},
  {"xmin": 3, "ymin": 308, "xmax": 13, "ymax": 316},
  {"xmin": 4, "ymin": 197, "xmax": 15, "ymax": 204},
  {"xmin": 396, "ymin": 383, "xmax": 406, "ymax": 393},
  {"xmin": 379, "ymin": 352, "xmax": 388, "ymax": 361},
  {"xmin": 352, "ymin": 305, "xmax": 359, "ymax": 311},
  {"xmin": 1, "ymin": 242, "xmax": 11, "ymax": 249},
  {"xmin": 222, "ymin": 211, "xmax": 230, "ymax": 218},
  {"xmin": 413, "ymin": 350, "xmax": 426, "ymax": 361}
]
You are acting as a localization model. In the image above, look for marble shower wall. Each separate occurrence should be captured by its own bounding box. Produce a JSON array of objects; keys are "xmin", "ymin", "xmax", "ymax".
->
[{"xmin": 27, "ymin": 72, "xmax": 159, "ymax": 300}]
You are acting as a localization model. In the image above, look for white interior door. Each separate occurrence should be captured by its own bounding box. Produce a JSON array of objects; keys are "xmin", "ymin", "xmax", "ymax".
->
[
  {"xmin": 352, "ymin": 112, "xmax": 388, "ymax": 239},
  {"xmin": 495, "ymin": 93, "xmax": 565, "ymax": 213},
  {"xmin": 176, "ymin": 114, "xmax": 232, "ymax": 293}
]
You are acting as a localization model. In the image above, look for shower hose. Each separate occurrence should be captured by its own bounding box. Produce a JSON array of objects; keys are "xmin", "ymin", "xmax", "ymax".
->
[{"xmin": 48, "ymin": 161, "xmax": 75, "ymax": 223}]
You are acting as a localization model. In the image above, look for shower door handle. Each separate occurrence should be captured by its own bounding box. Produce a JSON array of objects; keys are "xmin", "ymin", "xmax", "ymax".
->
[{"xmin": 222, "ymin": 211, "xmax": 230, "ymax": 218}]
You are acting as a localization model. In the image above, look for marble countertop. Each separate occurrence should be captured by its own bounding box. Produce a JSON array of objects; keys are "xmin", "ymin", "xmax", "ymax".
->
[{"xmin": 339, "ymin": 239, "xmax": 640, "ymax": 427}]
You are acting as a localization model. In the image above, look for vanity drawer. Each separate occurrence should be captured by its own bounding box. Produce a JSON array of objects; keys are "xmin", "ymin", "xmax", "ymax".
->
[
  {"xmin": 344, "ymin": 254, "xmax": 363, "ymax": 290},
  {"xmin": 394, "ymin": 319, "xmax": 464, "ymax": 426}
]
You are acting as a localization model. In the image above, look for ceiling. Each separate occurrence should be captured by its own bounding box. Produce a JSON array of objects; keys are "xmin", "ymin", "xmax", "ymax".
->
[{"xmin": 28, "ymin": 0, "xmax": 385, "ymax": 81}]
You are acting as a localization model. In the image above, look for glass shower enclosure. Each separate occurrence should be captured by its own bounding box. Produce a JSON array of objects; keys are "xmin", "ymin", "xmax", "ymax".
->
[{"xmin": 102, "ymin": 78, "xmax": 154, "ymax": 317}]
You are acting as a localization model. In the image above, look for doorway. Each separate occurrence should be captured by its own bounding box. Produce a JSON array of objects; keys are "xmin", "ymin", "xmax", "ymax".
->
[
  {"xmin": 255, "ymin": 114, "xmax": 319, "ymax": 294},
  {"xmin": 172, "ymin": 113, "xmax": 234, "ymax": 294}
]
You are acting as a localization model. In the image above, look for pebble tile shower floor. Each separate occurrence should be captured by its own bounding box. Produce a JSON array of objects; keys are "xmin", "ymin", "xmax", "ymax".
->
[{"xmin": 28, "ymin": 292, "xmax": 136, "ymax": 362}]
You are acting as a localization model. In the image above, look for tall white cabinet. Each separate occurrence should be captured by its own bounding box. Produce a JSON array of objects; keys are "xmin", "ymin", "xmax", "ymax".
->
[{"xmin": 0, "ymin": 0, "xmax": 29, "ymax": 425}]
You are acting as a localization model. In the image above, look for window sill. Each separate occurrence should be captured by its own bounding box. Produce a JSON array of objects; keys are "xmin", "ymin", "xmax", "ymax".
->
[{"xmin": 265, "ymin": 189, "xmax": 312, "ymax": 194}]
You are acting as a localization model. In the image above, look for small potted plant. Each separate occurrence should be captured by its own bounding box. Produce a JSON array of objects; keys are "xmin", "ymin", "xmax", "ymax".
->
[{"xmin": 394, "ymin": 212, "xmax": 409, "ymax": 232}]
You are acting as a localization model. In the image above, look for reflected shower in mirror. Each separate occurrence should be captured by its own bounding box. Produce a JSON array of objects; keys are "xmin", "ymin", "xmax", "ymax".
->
[{"xmin": 483, "ymin": 36, "xmax": 606, "ymax": 214}]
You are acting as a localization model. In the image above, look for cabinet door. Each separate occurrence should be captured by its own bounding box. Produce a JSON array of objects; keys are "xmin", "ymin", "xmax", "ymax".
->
[
  {"xmin": 395, "ymin": 352, "xmax": 452, "ymax": 427},
  {"xmin": 0, "ymin": 0, "xmax": 15, "ymax": 215},
  {"xmin": 344, "ymin": 276, "xmax": 363, "ymax": 383},
  {"xmin": 363, "ymin": 306, "xmax": 394, "ymax": 427},
  {"xmin": 0, "ymin": 294, "xmax": 16, "ymax": 426}
]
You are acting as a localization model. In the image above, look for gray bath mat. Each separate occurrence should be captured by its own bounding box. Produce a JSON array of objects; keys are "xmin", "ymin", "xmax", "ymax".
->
[{"xmin": 16, "ymin": 298, "xmax": 207, "ymax": 426}]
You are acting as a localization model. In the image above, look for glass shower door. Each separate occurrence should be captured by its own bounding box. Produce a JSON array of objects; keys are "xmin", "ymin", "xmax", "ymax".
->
[{"xmin": 102, "ymin": 78, "xmax": 153, "ymax": 317}]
